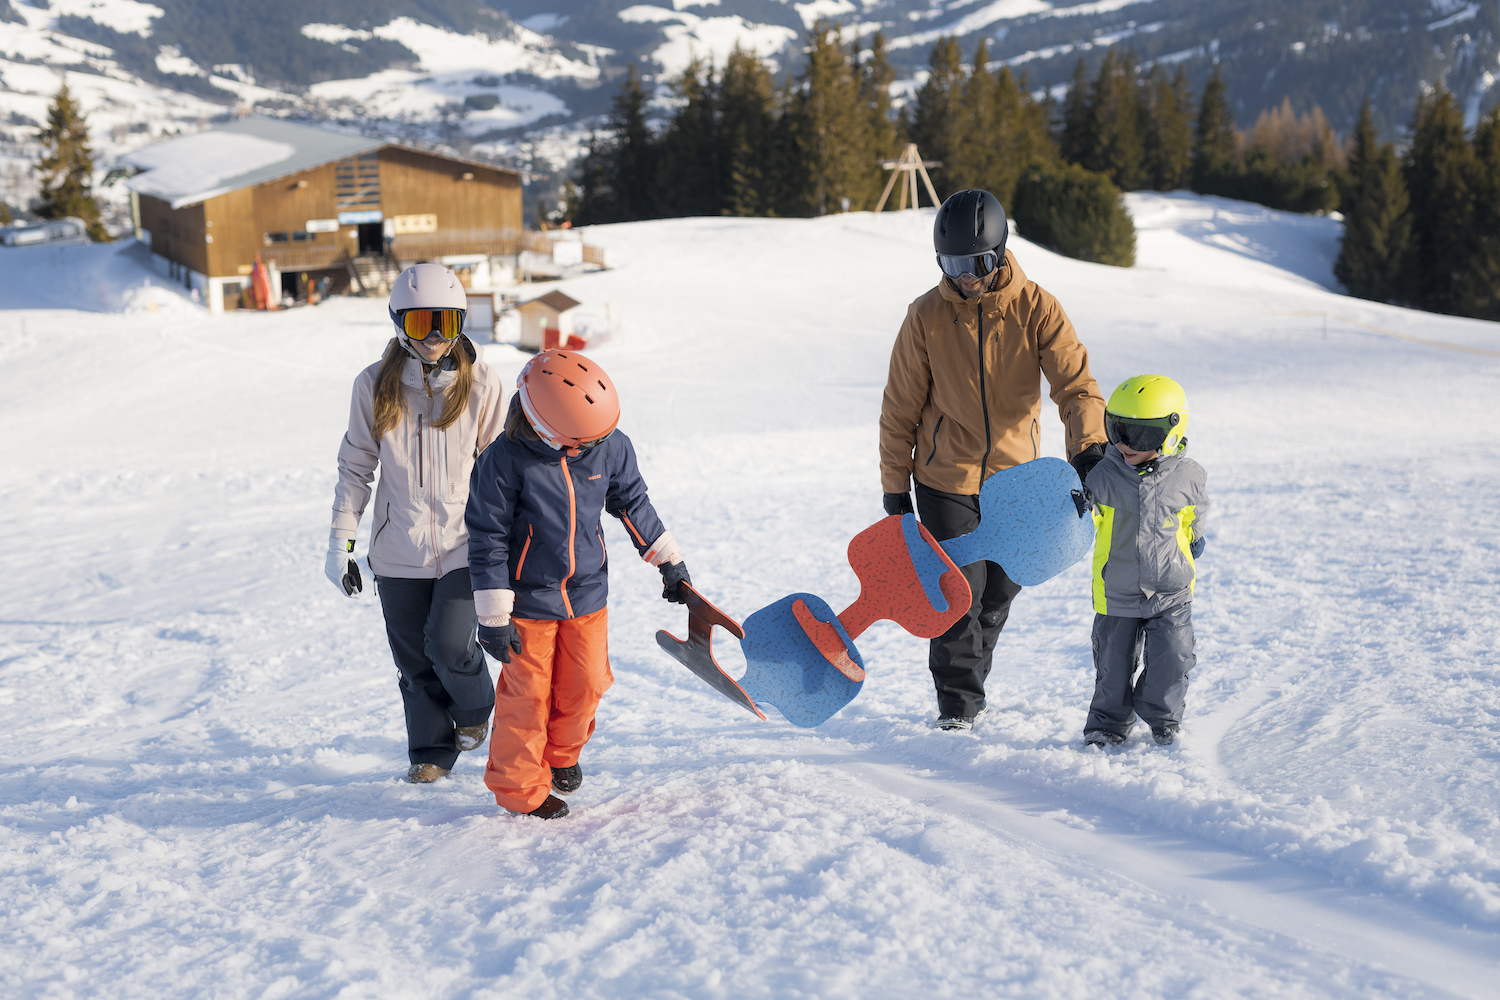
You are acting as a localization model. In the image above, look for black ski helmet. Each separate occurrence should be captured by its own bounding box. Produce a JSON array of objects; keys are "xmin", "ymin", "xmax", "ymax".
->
[{"xmin": 933, "ymin": 189, "xmax": 1008, "ymax": 259}]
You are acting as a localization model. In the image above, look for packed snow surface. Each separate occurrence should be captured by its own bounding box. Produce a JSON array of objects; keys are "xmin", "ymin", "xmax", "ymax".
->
[{"xmin": 3, "ymin": 193, "xmax": 1499, "ymax": 998}]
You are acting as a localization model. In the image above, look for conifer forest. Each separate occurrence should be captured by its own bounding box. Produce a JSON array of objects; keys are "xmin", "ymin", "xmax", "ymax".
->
[{"xmin": 573, "ymin": 22, "xmax": 1500, "ymax": 321}]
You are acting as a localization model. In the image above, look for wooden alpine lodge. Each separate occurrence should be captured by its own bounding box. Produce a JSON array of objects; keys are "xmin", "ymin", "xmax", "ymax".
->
[{"xmin": 123, "ymin": 117, "xmax": 600, "ymax": 314}]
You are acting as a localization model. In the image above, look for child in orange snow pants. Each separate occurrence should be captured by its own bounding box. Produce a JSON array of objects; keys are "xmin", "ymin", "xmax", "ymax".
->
[
  {"xmin": 484, "ymin": 609, "xmax": 612, "ymax": 813},
  {"xmin": 465, "ymin": 351, "xmax": 691, "ymax": 820}
]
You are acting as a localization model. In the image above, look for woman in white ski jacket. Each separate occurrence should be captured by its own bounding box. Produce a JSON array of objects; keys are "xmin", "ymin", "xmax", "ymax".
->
[{"xmin": 325, "ymin": 263, "xmax": 506, "ymax": 783}]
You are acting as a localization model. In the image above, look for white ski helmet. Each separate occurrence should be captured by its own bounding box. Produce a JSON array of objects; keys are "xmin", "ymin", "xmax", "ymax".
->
[{"xmin": 388, "ymin": 263, "xmax": 468, "ymax": 358}]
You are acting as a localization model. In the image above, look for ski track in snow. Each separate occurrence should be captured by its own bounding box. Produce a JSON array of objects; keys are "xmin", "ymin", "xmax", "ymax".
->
[{"xmin": 2, "ymin": 192, "xmax": 1499, "ymax": 998}]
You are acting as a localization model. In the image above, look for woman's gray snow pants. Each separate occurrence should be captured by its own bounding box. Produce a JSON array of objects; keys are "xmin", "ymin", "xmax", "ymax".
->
[
  {"xmin": 375, "ymin": 569, "xmax": 495, "ymax": 770},
  {"xmin": 1086, "ymin": 603, "xmax": 1195, "ymax": 737}
]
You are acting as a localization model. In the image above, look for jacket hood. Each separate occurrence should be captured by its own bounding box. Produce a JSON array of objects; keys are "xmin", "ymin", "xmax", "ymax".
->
[{"xmin": 936, "ymin": 249, "xmax": 1028, "ymax": 311}]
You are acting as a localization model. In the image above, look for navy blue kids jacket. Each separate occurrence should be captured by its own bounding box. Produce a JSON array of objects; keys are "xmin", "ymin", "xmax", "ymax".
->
[{"xmin": 466, "ymin": 428, "xmax": 669, "ymax": 620}]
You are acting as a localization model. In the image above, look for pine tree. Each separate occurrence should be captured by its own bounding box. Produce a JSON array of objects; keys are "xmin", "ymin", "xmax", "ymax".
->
[
  {"xmin": 1059, "ymin": 57, "xmax": 1093, "ymax": 166},
  {"xmin": 1192, "ymin": 67, "xmax": 1239, "ymax": 195},
  {"xmin": 1334, "ymin": 101, "xmax": 1410, "ymax": 301},
  {"xmin": 787, "ymin": 21, "xmax": 872, "ymax": 215},
  {"xmin": 1086, "ymin": 48, "xmax": 1146, "ymax": 190},
  {"xmin": 34, "ymin": 83, "xmax": 106, "ymax": 240},
  {"xmin": 1142, "ymin": 65, "xmax": 1193, "ymax": 191},
  {"xmin": 575, "ymin": 67, "xmax": 660, "ymax": 224},
  {"xmin": 720, "ymin": 44, "xmax": 779, "ymax": 217},
  {"xmin": 908, "ymin": 36, "xmax": 966, "ymax": 199},
  {"xmin": 861, "ymin": 32, "xmax": 900, "ymax": 197},
  {"xmin": 1462, "ymin": 108, "xmax": 1500, "ymax": 320},
  {"xmin": 1403, "ymin": 87, "xmax": 1475, "ymax": 314},
  {"xmin": 952, "ymin": 39, "xmax": 996, "ymax": 193},
  {"xmin": 658, "ymin": 56, "xmax": 721, "ymax": 217}
]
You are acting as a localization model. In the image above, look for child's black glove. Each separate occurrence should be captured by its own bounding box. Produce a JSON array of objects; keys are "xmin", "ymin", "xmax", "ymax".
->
[
  {"xmin": 883, "ymin": 492, "xmax": 914, "ymax": 516},
  {"xmin": 1070, "ymin": 442, "xmax": 1106, "ymax": 484},
  {"xmin": 1190, "ymin": 536, "xmax": 1206, "ymax": 559},
  {"xmin": 660, "ymin": 560, "xmax": 691, "ymax": 603},
  {"xmin": 478, "ymin": 622, "xmax": 523, "ymax": 663}
]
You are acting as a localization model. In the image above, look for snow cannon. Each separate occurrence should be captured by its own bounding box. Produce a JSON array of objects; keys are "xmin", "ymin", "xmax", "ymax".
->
[{"xmin": 655, "ymin": 457, "xmax": 1095, "ymax": 727}]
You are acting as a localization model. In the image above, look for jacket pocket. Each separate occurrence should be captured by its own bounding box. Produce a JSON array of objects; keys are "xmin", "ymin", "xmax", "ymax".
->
[
  {"xmin": 371, "ymin": 503, "xmax": 392, "ymax": 553},
  {"xmin": 925, "ymin": 415, "xmax": 946, "ymax": 466},
  {"xmin": 513, "ymin": 524, "xmax": 534, "ymax": 581}
]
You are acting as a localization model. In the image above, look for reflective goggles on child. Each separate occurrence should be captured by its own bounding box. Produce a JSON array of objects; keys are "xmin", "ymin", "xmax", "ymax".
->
[
  {"xmin": 1105, "ymin": 413, "xmax": 1179, "ymax": 453},
  {"xmin": 936, "ymin": 250, "xmax": 1000, "ymax": 281},
  {"xmin": 400, "ymin": 308, "xmax": 465, "ymax": 341}
]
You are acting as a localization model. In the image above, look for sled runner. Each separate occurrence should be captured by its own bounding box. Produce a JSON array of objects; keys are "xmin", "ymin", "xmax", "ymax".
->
[{"xmin": 656, "ymin": 584, "xmax": 765, "ymax": 720}]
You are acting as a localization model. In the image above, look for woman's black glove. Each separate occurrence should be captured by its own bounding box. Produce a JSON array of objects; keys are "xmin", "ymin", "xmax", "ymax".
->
[
  {"xmin": 477, "ymin": 622, "xmax": 523, "ymax": 663},
  {"xmin": 883, "ymin": 492, "xmax": 914, "ymax": 516},
  {"xmin": 660, "ymin": 560, "xmax": 691, "ymax": 603}
]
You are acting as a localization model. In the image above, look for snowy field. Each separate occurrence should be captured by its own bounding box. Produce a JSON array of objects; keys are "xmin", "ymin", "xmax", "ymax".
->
[{"xmin": 2, "ymin": 193, "xmax": 1499, "ymax": 998}]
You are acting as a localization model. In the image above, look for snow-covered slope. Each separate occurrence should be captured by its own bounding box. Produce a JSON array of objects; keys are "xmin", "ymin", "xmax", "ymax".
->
[{"xmin": 2, "ymin": 193, "xmax": 1499, "ymax": 997}]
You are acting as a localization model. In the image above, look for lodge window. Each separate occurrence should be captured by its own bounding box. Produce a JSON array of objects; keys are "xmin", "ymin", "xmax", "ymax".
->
[
  {"xmin": 265, "ymin": 232, "xmax": 289, "ymax": 244},
  {"xmin": 336, "ymin": 152, "xmax": 381, "ymax": 210},
  {"xmin": 292, "ymin": 230, "xmax": 314, "ymax": 242}
]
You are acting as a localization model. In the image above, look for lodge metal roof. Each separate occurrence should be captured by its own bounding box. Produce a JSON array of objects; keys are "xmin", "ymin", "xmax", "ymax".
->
[{"xmin": 122, "ymin": 117, "xmax": 524, "ymax": 210}]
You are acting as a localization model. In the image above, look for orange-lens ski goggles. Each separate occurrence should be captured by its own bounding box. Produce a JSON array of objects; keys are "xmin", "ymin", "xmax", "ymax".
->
[{"xmin": 401, "ymin": 309, "xmax": 465, "ymax": 341}]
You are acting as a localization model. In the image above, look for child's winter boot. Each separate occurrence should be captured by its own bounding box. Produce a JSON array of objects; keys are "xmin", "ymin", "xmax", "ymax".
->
[
  {"xmin": 551, "ymin": 763, "xmax": 583, "ymax": 795},
  {"xmin": 527, "ymin": 794, "xmax": 571, "ymax": 819}
]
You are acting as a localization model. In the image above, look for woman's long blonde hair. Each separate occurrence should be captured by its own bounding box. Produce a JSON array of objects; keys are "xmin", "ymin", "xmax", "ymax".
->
[{"xmin": 371, "ymin": 335, "xmax": 475, "ymax": 439}]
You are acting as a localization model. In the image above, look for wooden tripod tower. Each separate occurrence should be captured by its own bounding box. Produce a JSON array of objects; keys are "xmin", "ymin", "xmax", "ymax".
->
[{"xmin": 874, "ymin": 144, "xmax": 942, "ymax": 212}]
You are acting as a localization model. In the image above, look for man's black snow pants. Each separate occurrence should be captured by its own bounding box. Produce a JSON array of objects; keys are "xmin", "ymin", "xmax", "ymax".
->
[
  {"xmin": 1086, "ymin": 603, "xmax": 1195, "ymax": 737},
  {"xmin": 915, "ymin": 482, "xmax": 1023, "ymax": 719},
  {"xmin": 375, "ymin": 568, "xmax": 495, "ymax": 770}
]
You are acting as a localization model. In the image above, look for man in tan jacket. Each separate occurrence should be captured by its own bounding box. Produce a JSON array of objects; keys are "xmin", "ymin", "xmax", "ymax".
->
[{"xmin": 880, "ymin": 189, "xmax": 1108, "ymax": 730}]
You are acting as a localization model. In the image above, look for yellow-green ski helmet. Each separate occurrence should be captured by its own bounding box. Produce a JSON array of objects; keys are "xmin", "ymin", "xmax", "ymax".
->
[{"xmin": 1105, "ymin": 375, "xmax": 1189, "ymax": 457}]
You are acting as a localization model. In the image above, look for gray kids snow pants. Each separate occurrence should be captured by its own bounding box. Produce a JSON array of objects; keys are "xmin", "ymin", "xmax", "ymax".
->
[
  {"xmin": 1086, "ymin": 603, "xmax": 1195, "ymax": 737},
  {"xmin": 916, "ymin": 482, "xmax": 1024, "ymax": 719},
  {"xmin": 376, "ymin": 568, "xmax": 495, "ymax": 770}
]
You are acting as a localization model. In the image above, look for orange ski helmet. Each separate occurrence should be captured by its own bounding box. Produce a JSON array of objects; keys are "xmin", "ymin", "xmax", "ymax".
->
[{"xmin": 516, "ymin": 350, "xmax": 620, "ymax": 452}]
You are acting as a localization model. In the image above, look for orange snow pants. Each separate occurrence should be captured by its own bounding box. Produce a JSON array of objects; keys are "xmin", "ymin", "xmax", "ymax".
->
[{"xmin": 485, "ymin": 608, "xmax": 613, "ymax": 813}]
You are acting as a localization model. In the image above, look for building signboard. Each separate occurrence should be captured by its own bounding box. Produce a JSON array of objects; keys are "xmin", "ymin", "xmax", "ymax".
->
[
  {"xmin": 337, "ymin": 210, "xmax": 383, "ymax": 225},
  {"xmin": 305, "ymin": 219, "xmax": 339, "ymax": 233},
  {"xmin": 392, "ymin": 214, "xmax": 438, "ymax": 234}
]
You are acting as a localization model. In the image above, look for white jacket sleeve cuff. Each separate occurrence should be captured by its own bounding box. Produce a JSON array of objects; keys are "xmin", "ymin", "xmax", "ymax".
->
[
  {"xmin": 474, "ymin": 588, "xmax": 515, "ymax": 626},
  {"xmin": 643, "ymin": 530, "xmax": 683, "ymax": 567}
]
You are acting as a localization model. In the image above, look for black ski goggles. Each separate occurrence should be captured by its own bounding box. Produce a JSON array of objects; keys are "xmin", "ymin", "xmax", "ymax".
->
[
  {"xmin": 1105, "ymin": 413, "xmax": 1179, "ymax": 453},
  {"xmin": 936, "ymin": 250, "xmax": 1000, "ymax": 281}
]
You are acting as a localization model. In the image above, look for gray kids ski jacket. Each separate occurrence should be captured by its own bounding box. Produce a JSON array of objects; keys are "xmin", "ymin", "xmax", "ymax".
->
[{"xmin": 1084, "ymin": 445, "xmax": 1209, "ymax": 617}]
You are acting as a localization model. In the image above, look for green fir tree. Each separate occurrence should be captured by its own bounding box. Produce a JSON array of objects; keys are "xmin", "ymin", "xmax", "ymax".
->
[
  {"xmin": 1143, "ymin": 66, "xmax": 1193, "ymax": 191},
  {"xmin": 34, "ymin": 83, "xmax": 107, "ymax": 240},
  {"xmin": 1192, "ymin": 67, "xmax": 1239, "ymax": 195},
  {"xmin": 1402, "ymin": 88, "xmax": 1475, "ymax": 314},
  {"xmin": 1059, "ymin": 58, "xmax": 1093, "ymax": 166},
  {"xmin": 1461, "ymin": 108, "xmax": 1500, "ymax": 320},
  {"xmin": 908, "ymin": 37, "xmax": 966, "ymax": 199},
  {"xmin": 1333, "ymin": 101, "xmax": 1410, "ymax": 302},
  {"xmin": 1085, "ymin": 48, "xmax": 1146, "ymax": 191},
  {"xmin": 658, "ymin": 56, "xmax": 721, "ymax": 218},
  {"xmin": 720, "ymin": 44, "xmax": 780, "ymax": 217}
]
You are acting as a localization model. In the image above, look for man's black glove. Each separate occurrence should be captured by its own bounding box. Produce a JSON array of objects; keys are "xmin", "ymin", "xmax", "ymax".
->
[
  {"xmin": 1070, "ymin": 442, "xmax": 1106, "ymax": 485},
  {"xmin": 883, "ymin": 492, "xmax": 914, "ymax": 516},
  {"xmin": 477, "ymin": 622, "xmax": 523, "ymax": 663},
  {"xmin": 660, "ymin": 560, "xmax": 691, "ymax": 603},
  {"xmin": 1189, "ymin": 537, "xmax": 1206, "ymax": 559}
]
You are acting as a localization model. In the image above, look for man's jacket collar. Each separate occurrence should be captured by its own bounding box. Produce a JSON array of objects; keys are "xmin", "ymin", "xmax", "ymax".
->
[{"xmin": 936, "ymin": 249, "xmax": 1027, "ymax": 310}]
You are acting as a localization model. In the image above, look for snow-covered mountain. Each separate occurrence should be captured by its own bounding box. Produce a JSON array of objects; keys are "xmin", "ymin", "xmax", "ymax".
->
[
  {"xmin": 1, "ymin": 0, "xmax": 1495, "ymax": 221},
  {"xmin": 2, "ymin": 193, "xmax": 1499, "ymax": 997}
]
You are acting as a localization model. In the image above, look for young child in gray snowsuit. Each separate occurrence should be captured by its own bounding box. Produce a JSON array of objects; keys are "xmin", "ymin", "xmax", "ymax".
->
[{"xmin": 1082, "ymin": 375, "xmax": 1208, "ymax": 747}]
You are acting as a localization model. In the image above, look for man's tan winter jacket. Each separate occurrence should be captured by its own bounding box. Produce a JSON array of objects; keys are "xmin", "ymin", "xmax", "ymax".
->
[
  {"xmin": 879, "ymin": 251, "xmax": 1106, "ymax": 496},
  {"xmin": 331, "ymin": 338, "xmax": 506, "ymax": 579}
]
